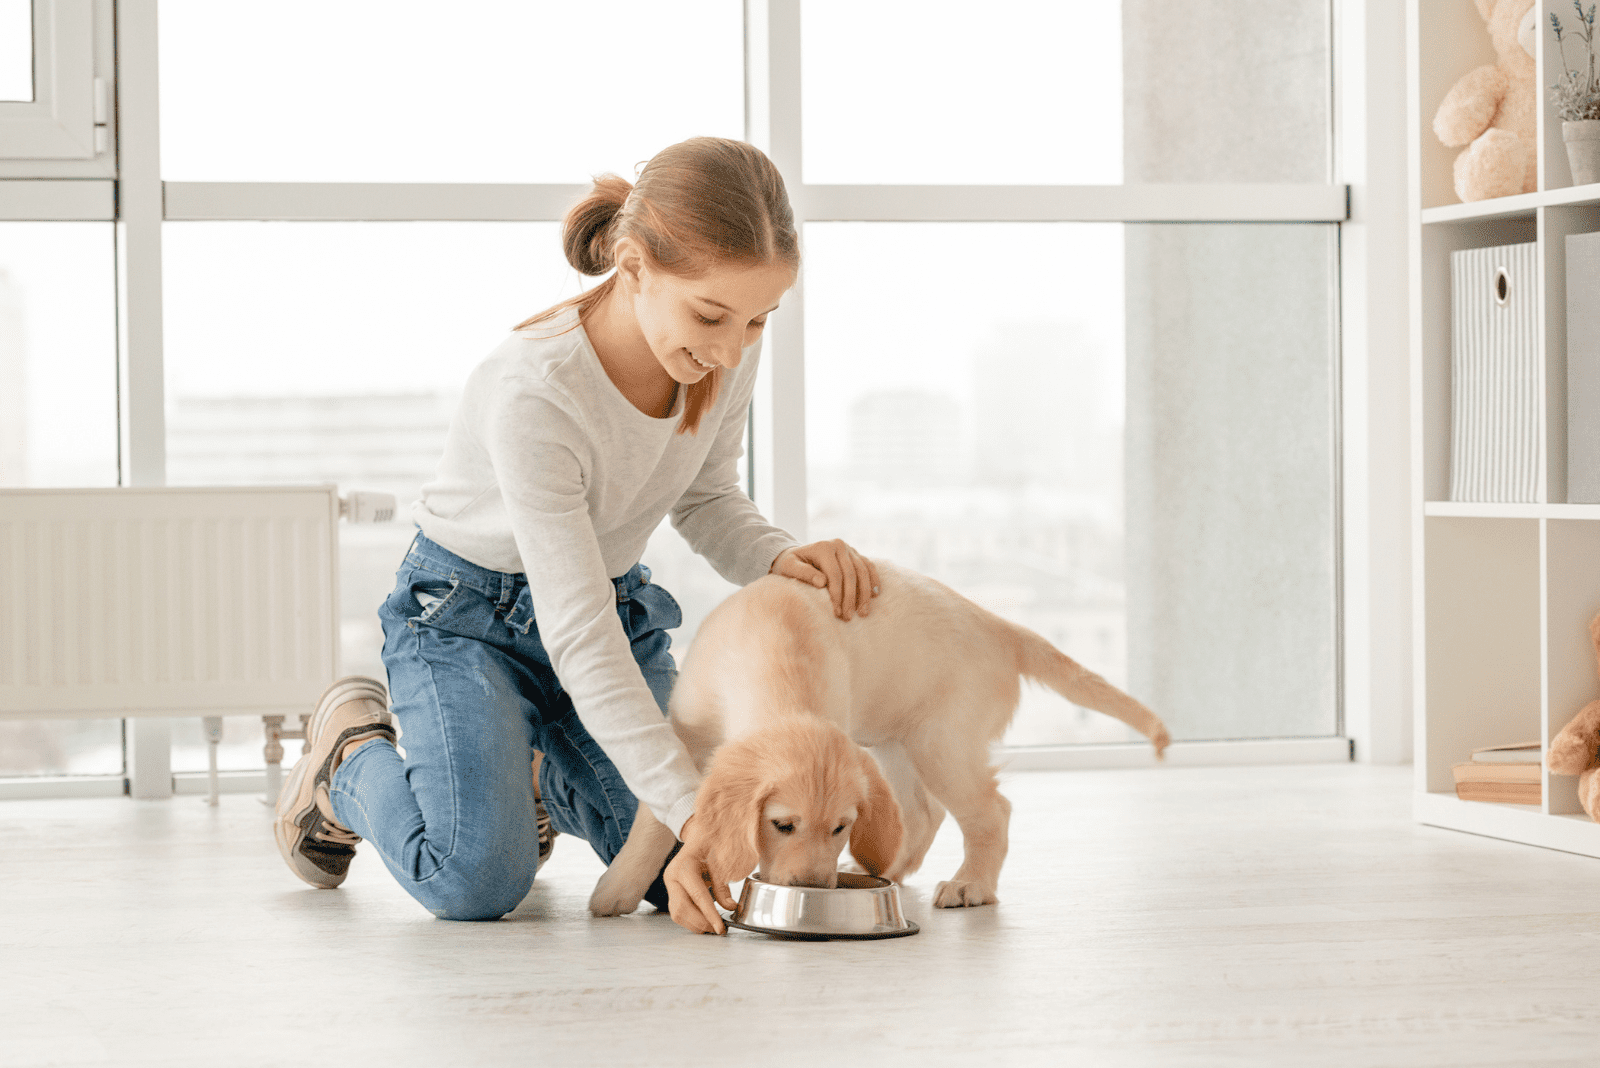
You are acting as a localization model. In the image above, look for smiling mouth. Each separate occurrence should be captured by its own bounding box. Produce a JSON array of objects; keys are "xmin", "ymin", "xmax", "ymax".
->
[{"xmin": 686, "ymin": 350, "xmax": 715, "ymax": 371}]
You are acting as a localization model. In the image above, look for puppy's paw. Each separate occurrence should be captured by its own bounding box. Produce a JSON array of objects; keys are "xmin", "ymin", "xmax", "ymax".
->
[
  {"xmin": 587, "ymin": 869, "xmax": 650, "ymax": 917},
  {"xmin": 932, "ymin": 879, "xmax": 998, "ymax": 908}
]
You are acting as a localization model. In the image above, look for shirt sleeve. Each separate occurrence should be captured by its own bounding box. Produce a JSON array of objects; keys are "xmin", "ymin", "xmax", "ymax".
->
[
  {"xmin": 670, "ymin": 336, "xmax": 799, "ymax": 585},
  {"xmin": 485, "ymin": 379, "xmax": 701, "ymax": 837}
]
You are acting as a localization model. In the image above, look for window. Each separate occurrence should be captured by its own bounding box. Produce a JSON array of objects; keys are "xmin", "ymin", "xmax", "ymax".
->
[
  {"xmin": 157, "ymin": 0, "xmax": 744, "ymax": 183},
  {"xmin": 0, "ymin": 0, "xmax": 106, "ymax": 165},
  {"xmin": 3, "ymin": 0, "xmax": 1350, "ymax": 796},
  {"xmin": 800, "ymin": 0, "xmax": 1122, "ymax": 184}
]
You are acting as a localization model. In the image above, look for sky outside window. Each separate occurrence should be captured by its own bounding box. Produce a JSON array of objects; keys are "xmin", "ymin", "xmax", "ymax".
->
[
  {"xmin": 801, "ymin": 0, "xmax": 1122, "ymax": 184},
  {"xmin": 157, "ymin": 0, "xmax": 743, "ymax": 183},
  {"xmin": 0, "ymin": 0, "xmax": 32, "ymax": 102}
]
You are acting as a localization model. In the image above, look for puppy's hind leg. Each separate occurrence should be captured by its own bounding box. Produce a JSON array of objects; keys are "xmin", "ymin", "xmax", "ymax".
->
[
  {"xmin": 904, "ymin": 732, "xmax": 1011, "ymax": 908},
  {"xmin": 589, "ymin": 805, "xmax": 678, "ymax": 917}
]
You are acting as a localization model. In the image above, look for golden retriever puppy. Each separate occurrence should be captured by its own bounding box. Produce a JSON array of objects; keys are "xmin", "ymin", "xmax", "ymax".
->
[{"xmin": 586, "ymin": 559, "xmax": 1169, "ymax": 928}]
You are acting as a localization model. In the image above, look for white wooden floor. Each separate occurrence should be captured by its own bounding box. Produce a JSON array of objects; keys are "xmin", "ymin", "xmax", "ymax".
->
[{"xmin": 2, "ymin": 763, "xmax": 1598, "ymax": 1067}]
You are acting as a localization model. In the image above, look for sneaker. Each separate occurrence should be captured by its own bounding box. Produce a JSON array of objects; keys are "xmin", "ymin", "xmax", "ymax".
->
[
  {"xmin": 274, "ymin": 675, "xmax": 396, "ymax": 889},
  {"xmin": 532, "ymin": 751, "xmax": 558, "ymax": 866}
]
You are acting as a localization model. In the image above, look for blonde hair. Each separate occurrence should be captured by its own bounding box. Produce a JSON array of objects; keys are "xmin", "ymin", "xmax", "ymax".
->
[{"xmin": 517, "ymin": 137, "xmax": 799, "ymax": 434}]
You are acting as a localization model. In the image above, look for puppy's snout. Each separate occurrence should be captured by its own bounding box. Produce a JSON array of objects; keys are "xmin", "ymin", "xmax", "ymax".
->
[{"xmin": 787, "ymin": 869, "xmax": 840, "ymax": 890}]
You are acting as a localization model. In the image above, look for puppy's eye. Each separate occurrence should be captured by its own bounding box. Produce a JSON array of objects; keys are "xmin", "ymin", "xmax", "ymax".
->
[{"xmin": 772, "ymin": 820, "xmax": 795, "ymax": 834}]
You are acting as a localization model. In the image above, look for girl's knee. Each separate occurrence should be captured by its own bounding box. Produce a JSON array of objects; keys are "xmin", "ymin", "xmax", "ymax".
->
[{"xmin": 421, "ymin": 844, "xmax": 538, "ymax": 921}]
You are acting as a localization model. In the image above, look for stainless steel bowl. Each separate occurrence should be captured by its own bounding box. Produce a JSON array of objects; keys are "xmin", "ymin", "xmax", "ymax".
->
[{"xmin": 725, "ymin": 872, "xmax": 919, "ymax": 940}]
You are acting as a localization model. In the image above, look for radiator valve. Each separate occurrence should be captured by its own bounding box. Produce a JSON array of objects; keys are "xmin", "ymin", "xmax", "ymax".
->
[{"xmin": 340, "ymin": 491, "xmax": 398, "ymax": 524}]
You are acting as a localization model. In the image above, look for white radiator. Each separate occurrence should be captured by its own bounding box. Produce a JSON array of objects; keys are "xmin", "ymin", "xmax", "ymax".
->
[{"xmin": 0, "ymin": 486, "xmax": 341, "ymax": 721}]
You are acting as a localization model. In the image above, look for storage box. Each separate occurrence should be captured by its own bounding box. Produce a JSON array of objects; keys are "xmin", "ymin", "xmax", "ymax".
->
[
  {"xmin": 1450, "ymin": 241, "xmax": 1540, "ymax": 503},
  {"xmin": 1568, "ymin": 232, "xmax": 1600, "ymax": 503}
]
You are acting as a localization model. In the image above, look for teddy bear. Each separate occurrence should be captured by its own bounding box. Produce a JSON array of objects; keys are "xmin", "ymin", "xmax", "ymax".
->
[
  {"xmin": 1548, "ymin": 613, "xmax": 1600, "ymax": 821},
  {"xmin": 1432, "ymin": 0, "xmax": 1539, "ymax": 202}
]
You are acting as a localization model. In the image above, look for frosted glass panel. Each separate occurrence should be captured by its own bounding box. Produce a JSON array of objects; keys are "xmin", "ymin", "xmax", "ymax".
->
[
  {"xmin": 801, "ymin": 0, "xmax": 1123, "ymax": 184},
  {"xmin": 803, "ymin": 223, "xmax": 1132, "ymax": 747},
  {"xmin": 1122, "ymin": 0, "xmax": 1331, "ymax": 183},
  {"xmin": 158, "ymin": 0, "xmax": 744, "ymax": 182},
  {"xmin": 0, "ymin": 0, "xmax": 30, "ymax": 102},
  {"xmin": 0, "ymin": 223, "xmax": 118, "ymax": 488},
  {"xmin": 1124, "ymin": 223, "xmax": 1338, "ymax": 740}
]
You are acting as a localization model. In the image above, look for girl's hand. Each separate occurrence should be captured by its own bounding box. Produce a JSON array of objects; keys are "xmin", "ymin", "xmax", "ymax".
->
[
  {"xmin": 664, "ymin": 816, "xmax": 736, "ymax": 935},
  {"xmin": 770, "ymin": 540, "xmax": 880, "ymax": 621}
]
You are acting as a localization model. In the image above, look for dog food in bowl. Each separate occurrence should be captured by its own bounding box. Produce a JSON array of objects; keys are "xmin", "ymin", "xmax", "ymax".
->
[{"xmin": 725, "ymin": 872, "xmax": 919, "ymax": 940}]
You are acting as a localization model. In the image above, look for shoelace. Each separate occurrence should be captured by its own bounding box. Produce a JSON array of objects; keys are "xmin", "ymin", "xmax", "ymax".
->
[
  {"xmin": 311, "ymin": 785, "xmax": 361, "ymax": 849},
  {"xmin": 536, "ymin": 800, "xmax": 557, "ymax": 858}
]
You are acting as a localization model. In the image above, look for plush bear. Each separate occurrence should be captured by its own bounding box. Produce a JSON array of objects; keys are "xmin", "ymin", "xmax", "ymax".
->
[
  {"xmin": 1431, "ymin": 0, "xmax": 1539, "ymax": 202},
  {"xmin": 1548, "ymin": 613, "xmax": 1600, "ymax": 821}
]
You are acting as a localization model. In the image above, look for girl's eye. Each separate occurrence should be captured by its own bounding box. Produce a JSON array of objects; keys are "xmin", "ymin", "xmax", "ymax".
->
[
  {"xmin": 750, "ymin": 319, "xmax": 768, "ymax": 330},
  {"xmin": 696, "ymin": 313, "xmax": 724, "ymax": 326},
  {"xmin": 832, "ymin": 825, "xmax": 845, "ymax": 836},
  {"xmin": 772, "ymin": 821, "xmax": 795, "ymax": 834}
]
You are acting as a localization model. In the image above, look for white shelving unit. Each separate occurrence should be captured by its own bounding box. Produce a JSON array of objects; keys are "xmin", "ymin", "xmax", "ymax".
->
[{"xmin": 1409, "ymin": 0, "xmax": 1600, "ymax": 858}]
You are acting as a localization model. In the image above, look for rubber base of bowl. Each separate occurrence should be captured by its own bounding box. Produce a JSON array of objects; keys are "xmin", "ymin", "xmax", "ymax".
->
[{"xmin": 723, "ymin": 919, "xmax": 920, "ymax": 941}]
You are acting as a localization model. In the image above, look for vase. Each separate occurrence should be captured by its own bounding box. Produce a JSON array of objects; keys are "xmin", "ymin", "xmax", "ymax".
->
[{"xmin": 1566, "ymin": 119, "xmax": 1600, "ymax": 186}]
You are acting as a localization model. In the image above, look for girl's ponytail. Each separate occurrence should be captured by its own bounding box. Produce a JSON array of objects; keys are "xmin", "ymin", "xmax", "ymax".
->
[{"xmin": 562, "ymin": 174, "xmax": 632, "ymax": 276}]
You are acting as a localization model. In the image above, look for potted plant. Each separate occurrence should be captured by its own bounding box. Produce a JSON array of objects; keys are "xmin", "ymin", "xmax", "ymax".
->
[{"xmin": 1551, "ymin": 1, "xmax": 1600, "ymax": 184}]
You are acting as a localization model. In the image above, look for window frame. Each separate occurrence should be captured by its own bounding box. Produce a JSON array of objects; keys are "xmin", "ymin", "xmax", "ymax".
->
[{"xmin": 0, "ymin": 0, "xmax": 114, "ymax": 175}]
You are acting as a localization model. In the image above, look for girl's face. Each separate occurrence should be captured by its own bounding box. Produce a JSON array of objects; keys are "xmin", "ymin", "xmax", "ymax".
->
[{"xmin": 617, "ymin": 239, "xmax": 795, "ymax": 384}]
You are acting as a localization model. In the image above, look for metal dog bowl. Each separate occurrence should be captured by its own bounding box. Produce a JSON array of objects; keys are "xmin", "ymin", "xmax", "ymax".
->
[{"xmin": 725, "ymin": 872, "xmax": 919, "ymax": 940}]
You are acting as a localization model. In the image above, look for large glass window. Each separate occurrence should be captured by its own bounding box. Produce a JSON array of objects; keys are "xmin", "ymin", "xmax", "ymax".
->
[
  {"xmin": 157, "ymin": 0, "xmax": 745, "ymax": 183},
  {"xmin": 806, "ymin": 223, "xmax": 1130, "ymax": 746},
  {"xmin": 801, "ymin": 0, "xmax": 1122, "ymax": 184},
  {"xmin": 805, "ymin": 221, "xmax": 1338, "ymax": 745},
  {"xmin": 0, "ymin": 223, "xmax": 122, "ymax": 778},
  {"xmin": 0, "ymin": 0, "xmax": 31, "ymax": 102},
  {"xmin": 0, "ymin": 224, "xmax": 118, "ymax": 488}
]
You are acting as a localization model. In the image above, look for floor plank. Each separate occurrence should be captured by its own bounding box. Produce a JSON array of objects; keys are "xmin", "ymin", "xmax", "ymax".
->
[{"xmin": 1, "ymin": 764, "xmax": 1596, "ymax": 1067}]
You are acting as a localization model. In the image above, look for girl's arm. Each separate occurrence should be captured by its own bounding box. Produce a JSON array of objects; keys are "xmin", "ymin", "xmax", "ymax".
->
[
  {"xmin": 668, "ymin": 339, "xmax": 797, "ymax": 585},
  {"xmin": 489, "ymin": 384, "xmax": 702, "ymax": 838},
  {"xmin": 670, "ymin": 338, "xmax": 879, "ymax": 619}
]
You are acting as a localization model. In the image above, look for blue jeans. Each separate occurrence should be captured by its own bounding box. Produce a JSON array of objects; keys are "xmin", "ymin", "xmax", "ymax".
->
[{"xmin": 328, "ymin": 531, "xmax": 683, "ymax": 921}]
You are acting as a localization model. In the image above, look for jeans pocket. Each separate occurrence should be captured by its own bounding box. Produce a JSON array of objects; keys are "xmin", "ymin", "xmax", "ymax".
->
[{"xmin": 408, "ymin": 574, "xmax": 462, "ymax": 626}]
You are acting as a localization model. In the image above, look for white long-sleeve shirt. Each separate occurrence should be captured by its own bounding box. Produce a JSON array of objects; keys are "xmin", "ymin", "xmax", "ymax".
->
[{"xmin": 412, "ymin": 306, "xmax": 796, "ymax": 836}]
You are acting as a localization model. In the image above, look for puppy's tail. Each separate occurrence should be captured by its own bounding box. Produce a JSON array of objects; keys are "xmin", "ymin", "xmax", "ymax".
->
[{"xmin": 1012, "ymin": 625, "xmax": 1171, "ymax": 759}]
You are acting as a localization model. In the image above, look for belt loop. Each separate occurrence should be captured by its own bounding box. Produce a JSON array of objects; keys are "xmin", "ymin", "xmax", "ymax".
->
[{"xmin": 498, "ymin": 571, "xmax": 516, "ymax": 611}]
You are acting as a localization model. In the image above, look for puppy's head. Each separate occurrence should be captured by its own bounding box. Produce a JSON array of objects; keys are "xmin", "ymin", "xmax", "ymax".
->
[{"xmin": 693, "ymin": 718, "xmax": 903, "ymax": 889}]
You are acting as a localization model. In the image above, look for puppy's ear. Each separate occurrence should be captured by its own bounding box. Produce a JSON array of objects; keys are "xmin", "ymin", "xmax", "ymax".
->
[
  {"xmin": 692, "ymin": 744, "xmax": 766, "ymax": 885},
  {"xmin": 848, "ymin": 749, "xmax": 904, "ymax": 878}
]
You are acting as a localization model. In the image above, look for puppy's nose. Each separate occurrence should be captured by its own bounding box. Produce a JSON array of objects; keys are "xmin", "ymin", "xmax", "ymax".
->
[{"xmin": 789, "ymin": 870, "xmax": 840, "ymax": 889}]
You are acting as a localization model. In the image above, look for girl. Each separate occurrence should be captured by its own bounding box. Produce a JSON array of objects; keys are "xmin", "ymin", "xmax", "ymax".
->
[{"xmin": 273, "ymin": 137, "xmax": 876, "ymax": 934}]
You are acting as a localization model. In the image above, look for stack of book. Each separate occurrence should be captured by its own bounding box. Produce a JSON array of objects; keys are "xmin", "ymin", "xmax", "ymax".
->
[{"xmin": 1452, "ymin": 742, "xmax": 1541, "ymax": 804}]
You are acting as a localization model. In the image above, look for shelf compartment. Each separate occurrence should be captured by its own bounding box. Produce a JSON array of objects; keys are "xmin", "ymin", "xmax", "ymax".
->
[
  {"xmin": 1422, "ymin": 517, "xmax": 1542, "ymax": 794},
  {"xmin": 1544, "ymin": 520, "xmax": 1600, "ymax": 815}
]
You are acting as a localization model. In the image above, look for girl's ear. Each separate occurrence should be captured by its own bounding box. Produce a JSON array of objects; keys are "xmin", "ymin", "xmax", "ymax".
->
[
  {"xmin": 693, "ymin": 748, "xmax": 765, "ymax": 885},
  {"xmin": 613, "ymin": 237, "xmax": 645, "ymax": 293},
  {"xmin": 848, "ymin": 750, "xmax": 904, "ymax": 878}
]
